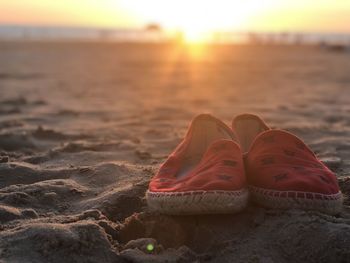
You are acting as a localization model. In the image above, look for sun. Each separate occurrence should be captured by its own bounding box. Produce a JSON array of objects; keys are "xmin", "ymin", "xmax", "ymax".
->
[
  {"xmin": 181, "ymin": 27, "xmax": 211, "ymax": 43},
  {"xmin": 118, "ymin": 0, "xmax": 280, "ymax": 43}
]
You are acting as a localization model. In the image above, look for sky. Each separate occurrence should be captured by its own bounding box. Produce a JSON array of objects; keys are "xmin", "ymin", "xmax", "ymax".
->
[{"xmin": 0, "ymin": 0, "xmax": 350, "ymax": 34}]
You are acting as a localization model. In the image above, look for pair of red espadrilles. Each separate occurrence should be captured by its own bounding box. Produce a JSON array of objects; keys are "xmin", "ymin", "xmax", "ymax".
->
[{"xmin": 146, "ymin": 114, "xmax": 343, "ymax": 215}]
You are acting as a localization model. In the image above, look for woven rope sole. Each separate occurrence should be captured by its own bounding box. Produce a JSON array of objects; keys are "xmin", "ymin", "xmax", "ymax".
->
[
  {"xmin": 146, "ymin": 189, "xmax": 249, "ymax": 215},
  {"xmin": 249, "ymin": 186, "xmax": 343, "ymax": 215}
]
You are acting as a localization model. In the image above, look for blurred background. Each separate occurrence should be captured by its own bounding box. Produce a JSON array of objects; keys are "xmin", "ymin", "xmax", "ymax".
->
[{"xmin": 1, "ymin": 0, "xmax": 350, "ymax": 45}]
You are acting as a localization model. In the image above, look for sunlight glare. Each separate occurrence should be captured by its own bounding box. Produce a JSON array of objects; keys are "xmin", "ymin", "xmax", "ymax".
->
[{"xmin": 118, "ymin": 0, "xmax": 280, "ymax": 42}]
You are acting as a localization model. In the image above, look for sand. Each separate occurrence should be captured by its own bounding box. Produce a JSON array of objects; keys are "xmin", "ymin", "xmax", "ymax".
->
[{"xmin": 0, "ymin": 42, "xmax": 349, "ymax": 263}]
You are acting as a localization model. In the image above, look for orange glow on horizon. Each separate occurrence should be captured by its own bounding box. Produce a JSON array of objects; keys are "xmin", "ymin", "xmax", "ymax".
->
[{"xmin": 1, "ymin": 0, "xmax": 350, "ymax": 42}]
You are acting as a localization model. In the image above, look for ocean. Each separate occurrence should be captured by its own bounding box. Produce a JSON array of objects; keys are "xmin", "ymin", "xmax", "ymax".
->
[{"xmin": 0, "ymin": 25, "xmax": 350, "ymax": 45}]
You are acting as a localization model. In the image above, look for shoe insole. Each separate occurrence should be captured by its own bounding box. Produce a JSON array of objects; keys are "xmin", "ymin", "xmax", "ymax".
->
[
  {"xmin": 176, "ymin": 119, "xmax": 233, "ymax": 179},
  {"xmin": 234, "ymin": 119, "xmax": 267, "ymax": 153}
]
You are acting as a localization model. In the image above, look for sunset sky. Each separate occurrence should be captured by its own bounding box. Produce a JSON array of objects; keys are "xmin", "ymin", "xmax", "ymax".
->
[{"xmin": 1, "ymin": 0, "xmax": 350, "ymax": 35}]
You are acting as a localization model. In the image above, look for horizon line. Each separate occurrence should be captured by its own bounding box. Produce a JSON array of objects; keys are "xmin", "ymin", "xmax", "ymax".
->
[{"xmin": 1, "ymin": 23, "xmax": 350, "ymax": 35}]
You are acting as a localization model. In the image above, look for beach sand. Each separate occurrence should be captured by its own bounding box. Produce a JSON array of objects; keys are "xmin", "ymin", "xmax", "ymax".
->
[{"xmin": 0, "ymin": 42, "xmax": 349, "ymax": 262}]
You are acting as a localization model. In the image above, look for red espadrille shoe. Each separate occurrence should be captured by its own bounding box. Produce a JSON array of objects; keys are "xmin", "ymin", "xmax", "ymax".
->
[
  {"xmin": 146, "ymin": 114, "xmax": 248, "ymax": 215},
  {"xmin": 232, "ymin": 113, "xmax": 270, "ymax": 153},
  {"xmin": 236, "ymin": 115, "xmax": 343, "ymax": 215}
]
